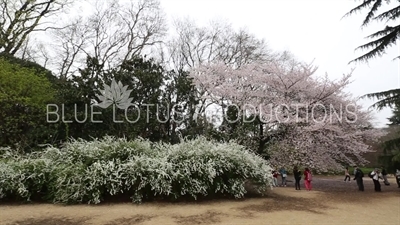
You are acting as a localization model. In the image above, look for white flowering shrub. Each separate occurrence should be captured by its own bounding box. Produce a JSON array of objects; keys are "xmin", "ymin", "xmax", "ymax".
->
[
  {"xmin": 0, "ymin": 157, "xmax": 51, "ymax": 201},
  {"xmin": 0, "ymin": 137, "xmax": 272, "ymax": 204}
]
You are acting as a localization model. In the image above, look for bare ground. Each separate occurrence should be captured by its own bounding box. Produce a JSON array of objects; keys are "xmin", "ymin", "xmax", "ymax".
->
[{"xmin": 1, "ymin": 176, "xmax": 399, "ymax": 225}]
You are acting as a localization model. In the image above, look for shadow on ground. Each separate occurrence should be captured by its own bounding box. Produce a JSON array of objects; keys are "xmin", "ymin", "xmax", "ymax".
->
[
  {"xmin": 5, "ymin": 177, "xmax": 399, "ymax": 225},
  {"xmin": 239, "ymin": 192, "xmax": 329, "ymax": 215},
  {"xmin": 8, "ymin": 217, "xmax": 89, "ymax": 225}
]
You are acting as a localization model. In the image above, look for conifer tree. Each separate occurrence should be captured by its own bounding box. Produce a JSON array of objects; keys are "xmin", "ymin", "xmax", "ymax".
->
[{"xmin": 345, "ymin": 1, "xmax": 400, "ymax": 110}]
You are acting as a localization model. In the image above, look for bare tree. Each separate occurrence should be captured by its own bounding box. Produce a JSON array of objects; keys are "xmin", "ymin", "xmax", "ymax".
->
[
  {"xmin": 0, "ymin": 0, "xmax": 72, "ymax": 56},
  {"xmin": 161, "ymin": 18, "xmax": 279, "ymax": 124},
  {"xmin": 51, "ymin": 18, "xmax": 91, "ymax": 79},
  {"xmin": 18, "ymin": 36, "xmax": 50, "ymax": 67},
  {"xmin": 164, "ymin": 18, "xmax": 275, "ymax": 71},
  {"xmin": 49, "ymin": 0, "xmax": 167, "ymax": 78}
]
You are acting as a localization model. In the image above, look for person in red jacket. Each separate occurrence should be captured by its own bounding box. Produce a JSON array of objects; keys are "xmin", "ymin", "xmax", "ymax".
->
[
  {"xmin": 272, "ymin": 170, "xmax": 279, "ymax": 187},
  {"xmin": 304, "ymin": 168, "xmax": 312, "ymax": 191}
]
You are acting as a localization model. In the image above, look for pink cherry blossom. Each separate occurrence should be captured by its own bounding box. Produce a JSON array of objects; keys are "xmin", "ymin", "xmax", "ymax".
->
[{"xmin": 189, "ymin": 58, "xmax": 384, "ymax": 171}]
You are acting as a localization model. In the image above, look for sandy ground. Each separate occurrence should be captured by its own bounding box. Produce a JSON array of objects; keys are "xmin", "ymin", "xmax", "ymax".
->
[{"xmin": 1, "ymin": 176, "xmax": 399, "ymax": 225}]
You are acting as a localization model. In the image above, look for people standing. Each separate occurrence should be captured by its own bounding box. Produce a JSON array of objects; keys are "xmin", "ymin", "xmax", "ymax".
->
[
  {"xmin": 381, "ymin": 167, "xmax": 390, "ymax": 185},
  {"xmin": 344, "ymin": 167, "xmax": 351, "ymax": 182},
  {"xmin": 272, "ymin": 170, "xmax": 279, "ymax": 187},
  {"xmin": 353, "ymin": 166, "xmax": 364, "ymax": 191},
  {"xmin": 396, "ymin": 169, "xmax": 400, "ymax": 188},
  {"xmin": 304, "ymin": 168, "xmax": 312, "ymax": 191},
  {"xmin": 279, "ymin": 167, "xmax": 287, "ymax": 187},
  {"xmin": 293, "ymin": 166, "xmax": 302, "ymax": 190},
  {"xmin": 371, "ymin": 168, "xmax": 382, "ymax": 192}
]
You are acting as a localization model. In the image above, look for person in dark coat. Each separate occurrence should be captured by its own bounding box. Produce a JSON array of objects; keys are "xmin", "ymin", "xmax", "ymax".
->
[
  {"xmin": 353, "ymin": 166, "xmax": 364, "ymax": 191},
  {"xmin": 381, "ymin": 167, "xmax": 390, "ymax": 185},
  {"xmin": 293, "ymin": 166, "xmax": 302, "ymax": 190},
  {"xmin": 396, "ymin": 169, "xmax": 400, "ymax": 188}
]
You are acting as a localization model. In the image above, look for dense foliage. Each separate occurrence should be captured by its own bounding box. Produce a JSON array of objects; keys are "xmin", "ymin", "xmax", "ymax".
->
[
  {"xmin": 377, "ymin": 104, "xmax": 400, "ymax": 172},
  {"xmin": 0, "ymin": 56, "xmax": 56, "ymax": 149},
  {"xmin": 0, "ymin": 137, "xmax": 272, "ymax": 204}
]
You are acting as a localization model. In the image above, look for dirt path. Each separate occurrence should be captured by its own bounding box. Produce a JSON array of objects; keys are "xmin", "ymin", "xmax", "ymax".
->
[{"xmin": 1, "ymin": 176, "xmax": 399, "ymax": 225}]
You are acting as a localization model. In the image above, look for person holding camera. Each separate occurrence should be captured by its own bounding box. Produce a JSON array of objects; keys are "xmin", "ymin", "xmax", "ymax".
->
[
  {"xmin": 380, "ymin": 167, "xmax": 390, "ymax": 185},
  {"xmin": 370, "ymin": 168, "xmax": 381, "ymax": 192},
  {"xmin": 280, "ymin": 167, "xmax": 287, "ymax": 187}
]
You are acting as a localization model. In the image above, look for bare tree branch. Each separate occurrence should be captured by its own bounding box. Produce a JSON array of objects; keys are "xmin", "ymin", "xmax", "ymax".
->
[
  {"xmin": 165, "ymin": 18, "xmax": 274, "ymax": 71},
  {"xmin": 0, "ymin": 0, "xmax": 72, "ymax": 55},
  {"xmin": 49, "ymin": 0, "xmax": 167, "ymax": 77}
]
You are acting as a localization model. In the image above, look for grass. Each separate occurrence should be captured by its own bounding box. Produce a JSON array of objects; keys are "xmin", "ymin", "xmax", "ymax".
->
[
  {"xmin": 349, "ymin": 167, "xmax": 375, "ymax": 175},
  {"xmin": 280, "ymin": 167, "xmax": 376, "ymax": 176}
]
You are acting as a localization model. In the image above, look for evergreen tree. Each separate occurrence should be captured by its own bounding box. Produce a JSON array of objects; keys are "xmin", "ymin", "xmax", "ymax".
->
[
  {"xmin": 383, "ymin": 105, "xmax": 400, "ymax": 160},
  {"xmin": 378, "ymin": 104, "xmax": 400, "ymax": 172},
  {"xmin": 345, "ymin": 0, "xmax": 400, "ymax": 63},
  {"xmin": 344, "ymin": 1, "xmax": 400, "ymax": 115}
]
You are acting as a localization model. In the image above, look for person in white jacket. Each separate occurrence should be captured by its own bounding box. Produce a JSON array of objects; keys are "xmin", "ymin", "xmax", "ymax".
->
[{"xmin": 371, "ymin": 168, "xmax": 381, "ymax": 192}]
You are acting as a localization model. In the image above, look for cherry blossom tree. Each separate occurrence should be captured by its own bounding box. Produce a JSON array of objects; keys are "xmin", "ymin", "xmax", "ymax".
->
[
  {"xmin": 159, "ymin": 18, "xmax": 279, "ymax": 126},
  {"xmin": 189, "ymin": 57, "xmax": 384, "ymax": 171}
]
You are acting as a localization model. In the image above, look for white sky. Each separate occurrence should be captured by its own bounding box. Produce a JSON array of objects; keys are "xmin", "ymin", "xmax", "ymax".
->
[{"xmin": 159, "ymin": 0, "xmax": 400, "ymax": 128}]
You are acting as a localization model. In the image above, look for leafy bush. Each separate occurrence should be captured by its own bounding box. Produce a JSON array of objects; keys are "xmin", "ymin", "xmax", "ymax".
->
[
  {"xmin": 0, "ymin": 56, "xmax": 56, "ymax": 150},
  {"xmin": 0, "ymin": 137, "xmax": 272, "ymax": 204}
]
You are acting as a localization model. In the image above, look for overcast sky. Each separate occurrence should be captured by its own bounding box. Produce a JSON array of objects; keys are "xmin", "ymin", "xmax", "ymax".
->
[{"xmin": 159, "ymin": 0, "xmax": 399, "ymax": 128}]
